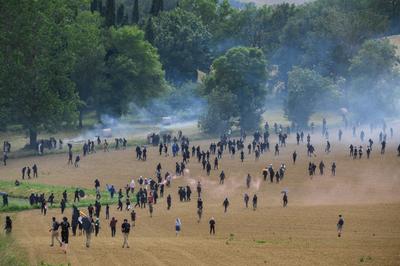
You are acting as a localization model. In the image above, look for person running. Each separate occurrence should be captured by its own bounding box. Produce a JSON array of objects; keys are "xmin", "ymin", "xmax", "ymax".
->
[
  {"xmin": 282, "ymin": 192, "xmax": 288, "ymax": 207},
  {"xmin": 167, "ymin": 194, "xmax": 172, "ymax": 210},
  {"xmin": 209, "ymin": 217, "xmax": 216, "ymax": 235},
  {"xmin": 319, "ymin": 161, "xmax": 325, "ymax": 175},
  {"xmin": 252, "ymin": 194, "xmax": 258, "ymax": 210},
  {"xmin": 49, "ymin": 217, "xmax": 61, "ymax": 247},
  {"xmin": 223, "ymin": 198, "xmax": 229, "ymax": 213},
  {"xmin": 94, "ymin": 218, "xmax": 100, "ymax": 236},
  {"xmin": 196, "ymin": 182, "xmax": 202, "ymax": 198},
  {"xmin": 175, "ymin": 218, "xmax": 182, "ymax": 236},
  {"xmin": 4, "ymin": 216, "xmax": 12, "ymax": 234},
  {"xmin": 331, "ymin": 162, "xmax": 336, "ymax": 176},
  {"xmin": 105, "ymin": 204, "xmax": 110, "ymax": 220},
  {"xmin": 219, "ymin": 171, "xmax": 225, "ymax": 184},
  {"xmin": 337, "ymin": 215, "xmax": 344, "ymax": 237},
  {"xmin": 110, "ymin": 217, "xmax": 117, "ymax": 237},
  {"xmin": 197, "ymin": 197, "xmax": 203, "ymax": 223},
  {"xmin": 292, "ymin": 151, "xmax": 297, "ymax": 164},
  {"xmin": 244, "ymin": 193, "xmax": 249, "ymax": 208},
  {"xmin": 121, "ymin": 219, "xmax": 130, "ymax": 248},
  {"xmin": 246, "ymin": 174, "xmax": 251, "ymax": 188},
  {"xmin": 60, "ymin": 217, "xmax": 70, "ymax": 254}
]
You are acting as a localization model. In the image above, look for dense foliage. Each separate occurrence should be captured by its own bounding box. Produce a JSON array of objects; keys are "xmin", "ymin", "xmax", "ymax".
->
[
  {"xmin": 1, "ymin": 0, "xmax": 400, "ymax": 144},
  {"xmin": 200, "ymin": 47, "xmax": 268, "ymax": 132}
]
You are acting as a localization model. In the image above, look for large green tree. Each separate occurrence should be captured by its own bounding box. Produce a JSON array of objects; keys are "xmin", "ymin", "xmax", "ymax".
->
[
  {"xmin": 348, "ymin": 39, "xmax": 400, "ymax": 120},
  {"xmin": 67, "ymin": 11, "xmax": 106, "ymax": 128},
  {"xmin": 150, "ymin": 0, "xmax": 164, "ymax": 16},
  {"xmin": 105, "ymin": 0, "xmax": 116, "ymax": 27},
  {"xmin": 98, "ymin": 26, "xmax": 168, "ymax": 117},
  {"xmin": 285, "ymin": 67, "xmax": 338, "ymax": 127},
  {"xmin": 151, "ymin": 8, "xmax": 211, "ymax": 83},
  {"xmin": 179, "ymin": 0, "xmax": 218, "ymax": 30},
  {"xmin": 0, "ymin": 0, "xmax": 80, "ymax": 147},
  {"xmin": 201, "ymin": 47, "xmax": 268, "ymax": 131},
  {"xmin": 131, "ymin": 0, "xmax": 140, "ymax": 24}
]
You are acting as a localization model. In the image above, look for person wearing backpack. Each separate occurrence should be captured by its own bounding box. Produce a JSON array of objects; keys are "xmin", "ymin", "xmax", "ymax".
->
[{"xmin": 49, "ymin": 217, "xmax": 62, "ymax": 247}]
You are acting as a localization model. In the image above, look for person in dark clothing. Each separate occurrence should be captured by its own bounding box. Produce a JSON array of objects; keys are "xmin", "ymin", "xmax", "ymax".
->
[
  {"xmin": 244, "ymin": 193, "xmax": 249, "ymax": 208},
  {"xmin": 71, "ymin": 206, "xmax": 80, "ymax": 236},
  {"xmin": 219, "ymin": 171, "xmax": 226, "ymax": 184},
  {"xmin": 32, "ymin": 164, "xmax": 38, "ymax": 178},
  {"xmin": 167, "ymin": 194, "xmax": 172, "ymax": 210},
  {"xmin": 292, "ymin": 151, "xmax": 297, "ymax": 164},
  {"xmin": 62, "ymin": 190, "xmax": 67, "ymax": 202},
  {"xmin": 2, "ymin": 193, "xmax": 8, "ymax": 207},
  {"xmin": 105, "ymin": 204, "xmax": 110, "ymax": 220},
  {"xmin": 60, "ymin": 217, "xmax": 70, "ymax": 254},
  {"xmin": 283, "ymin": 192, "xmax": 288, "ymax": 207},
  {"xmin": 252, "ymin": 194, "xmax": 258, "ymax": 210},
  {"xmin": 186, "ymin": 186, "xmax": 192, "ymax": 201},
  {"xmin": 60, "ymin": 199, "xmax": 66, "ymax": 214},
  {"xmin": 3, "ymin": 152, "xmax": 8, "ymax": 166},
  {"xmin": 68, "ymin": 151, "xmax": 73, "ymax": 165},
  {"xmin": 110, "ymin": 217, "xmax": 117, "ymax": 237},
  {"xmin": 196, "ymin": 197, "xmax": 203, "ymax": 222},
  {"xmin": 223, "ymin": 198, "xmax": 229, "ymax": 213},
  {"xmin": 4, "ymin": 216, "xmax": 12, "ymax": 234},
  {"xmin": 74, "ymin": 155, "xmax": 80, "ymax": 167},
  {"xmin": 209, "ymin": 217, "xmax": 216, "ymax": 235},
  {"xmin": 117, "ymin": 198, "xmax": 123, "ymax": 211},
  {"xmin": 22, "ymin": 167, "xmax": 26, "ymax": 179},
  {"xmin": 74, "ymin": 189, "xmax": 79, "ymax": 202},
  {"xmin": 121, "ymin": 219, "xmax": 130, "ymax": 248},
  {"xmin": 48, "ymin": 193, "xmax": 54, "ymax": 206},
  {"xmin": 94, "ymin": 218, "xmax": 100, "ymax": 236},
  {"xmin": 337, "ymin": 215, "xmax": 344, "ymax": 237},
  {"xmin": 196, "ymin": 182, "xmax": 202, "ymax": 198}
]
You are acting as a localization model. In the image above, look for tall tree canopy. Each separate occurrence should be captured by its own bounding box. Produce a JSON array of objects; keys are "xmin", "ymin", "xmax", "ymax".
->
[
  {"xmin": 348, "ymin": 39, "xmax": 400, "ymax": 120},
  {"xmin": 201, "ymin": 47, "xmax": 268, "ymax": 132},
  {"xmin": 151, "ymin": 8, "xmax": 211, "ymax": 83},
  {"xmin": 0, "ymin": 0, "xmax": 80, "ymax": 146},
  {"xmin": 285, "ymin": 67, "xmax": 338, "ymax": 127},
  {"xmin": 67, "ymin": 11, "xmax": 106, "ymax": 128},
  {"xmin": 98, "ymin": 26, "xmax": 169, "ymax": 117}
]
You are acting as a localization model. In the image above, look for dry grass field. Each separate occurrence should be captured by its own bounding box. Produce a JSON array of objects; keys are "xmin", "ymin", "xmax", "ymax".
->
[{"xmin": 1, "ymin": 122, "xmax": 400, "ymax": 265}]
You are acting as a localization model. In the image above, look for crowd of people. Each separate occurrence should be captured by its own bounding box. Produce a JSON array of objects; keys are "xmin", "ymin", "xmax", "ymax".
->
[{"xmin": 2, "ymin": 118, "xmax": 399, "ymax": 255}]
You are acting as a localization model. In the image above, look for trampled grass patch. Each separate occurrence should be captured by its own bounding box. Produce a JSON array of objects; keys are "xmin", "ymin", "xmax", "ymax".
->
[{"xmin": 0, "ymin": 180, "xmax": 121, "ymax": 213}]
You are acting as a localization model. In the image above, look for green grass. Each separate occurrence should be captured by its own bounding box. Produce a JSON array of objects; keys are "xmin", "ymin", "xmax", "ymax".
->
[
  {"xmin": 0, "ymin": 180, "xmax": 121, "ymax": 213},
  {"xmin": 0, "ymin": 228, "xmax": 27, "ymax": 266}
]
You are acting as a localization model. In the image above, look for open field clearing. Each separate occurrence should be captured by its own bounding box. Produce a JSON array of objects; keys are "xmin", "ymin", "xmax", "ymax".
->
[{"xmin": 1, "ymin": 123, "xmax": 399, "ymax": 265}]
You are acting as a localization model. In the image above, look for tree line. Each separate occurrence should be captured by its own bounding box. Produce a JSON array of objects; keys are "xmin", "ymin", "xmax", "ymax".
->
[{"xmin": 1, "ymin": 0, "xmax": 399, "ymax": 147}]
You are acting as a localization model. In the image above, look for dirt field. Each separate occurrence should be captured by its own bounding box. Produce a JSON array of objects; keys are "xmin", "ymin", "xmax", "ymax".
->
[{"xmin": 1, "ymin": 126, "xmax": 400, "ymax": 266}]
